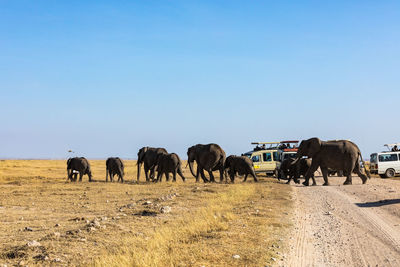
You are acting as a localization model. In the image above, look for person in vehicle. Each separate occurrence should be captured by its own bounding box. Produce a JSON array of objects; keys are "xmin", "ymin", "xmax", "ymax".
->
[
  {"xmin": 261, "ymin": 144, "xmax": 266, "ymax": 150},
  {"xmin": 392, "ymin": 145, "xmax": 399, "ymax": 151}
]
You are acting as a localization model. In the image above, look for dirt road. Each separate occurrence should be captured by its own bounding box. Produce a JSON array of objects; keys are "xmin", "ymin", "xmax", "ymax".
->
[{"xmin": 283, "ymin": 176, "xmax": 400, "ymax": 267}]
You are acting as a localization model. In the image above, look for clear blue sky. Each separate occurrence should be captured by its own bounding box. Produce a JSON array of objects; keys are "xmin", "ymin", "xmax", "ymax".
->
[{"xmin": 0, "ymin": 1, "xmax": 399, "ymax": 159}]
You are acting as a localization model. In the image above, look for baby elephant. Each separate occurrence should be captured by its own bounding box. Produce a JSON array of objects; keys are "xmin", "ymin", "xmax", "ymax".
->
[
  {"xmin": 67, "ymin": 157, "xmax": 93, "ymax": 182},
  {"xmin": 225, "ymin": 155, "xmax": 258, "ymax": 183},
  {"xmin": 280, "ymin": 158, "xmax": 300, "ymax": 184},
  {"xmin": 155, "ymin": 153, "xmax": 186, "ymax": 182},
  {"xmin": 106, "ymin": 157, "xmax": 125, "ymax": 183},
  {"xmin": 280, "ymin": 158, "xmax": 316, "ymax": 185}
]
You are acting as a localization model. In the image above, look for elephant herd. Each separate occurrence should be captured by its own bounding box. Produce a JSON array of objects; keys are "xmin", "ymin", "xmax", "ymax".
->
[
  {"xmin": 67, "ymin": 143, "xmax": 257, "ymax": 184},
  {"xmin": 66, "ymin": 138, "xmax": 370, "ymax": 186}
]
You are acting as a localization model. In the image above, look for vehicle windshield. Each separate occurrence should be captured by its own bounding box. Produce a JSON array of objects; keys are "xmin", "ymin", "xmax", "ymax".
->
[
  {"xmin": 370, "ymin": 154, "xmax": 377, "ymax": 163},
  {"xmin": 283, "ymin": 153, "xmax": 297, "ymax": 160},
  {"xmin": 243, "ymin": 153, "xmax": 252, "ymax": 158}
]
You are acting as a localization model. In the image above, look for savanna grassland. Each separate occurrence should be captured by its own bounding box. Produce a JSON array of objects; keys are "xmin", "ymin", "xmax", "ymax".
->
[{"xmin": 0, "ymin": 160, "xmax": 293, "ymax": 266}]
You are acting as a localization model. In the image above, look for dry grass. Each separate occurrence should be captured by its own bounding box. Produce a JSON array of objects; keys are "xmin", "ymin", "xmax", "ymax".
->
[{"xmin": 0, "ymin": 160, "xmax": 293, "ymax": 266}]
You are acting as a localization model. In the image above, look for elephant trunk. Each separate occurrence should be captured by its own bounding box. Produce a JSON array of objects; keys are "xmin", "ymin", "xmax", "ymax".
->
[
  {"xmin": 188, "ymin": 160, "xmax": 196, "ymax": 178},
  {"xmin": 137, "ymin": 161, "xmax": 142, "ymax": 181}
]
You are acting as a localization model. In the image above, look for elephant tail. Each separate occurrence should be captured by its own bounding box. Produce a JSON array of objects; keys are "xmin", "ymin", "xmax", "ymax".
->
[{"xmin": 359, "ymin": 152, "xmax": 371, "ymax": 179}]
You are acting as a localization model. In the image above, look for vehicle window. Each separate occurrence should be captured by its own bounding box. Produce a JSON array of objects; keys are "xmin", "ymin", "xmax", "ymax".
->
[
  {"xmin": 273, "ymin": 152, "xmax": 278, "ymax": 161},
  {"xmin": 251, "ymin": 155, "xmax": 260, "ymax": 162},
  {"xmin": 378, "ymin": 153, "xmax": 398, "ymax": 162},
  {"xmin": 370, "ymin": 154, "xmax": 377, "ymax": 163},
  {"xmin": 263, "ymin": 153, "xmax": 272, "ymax": 162}
]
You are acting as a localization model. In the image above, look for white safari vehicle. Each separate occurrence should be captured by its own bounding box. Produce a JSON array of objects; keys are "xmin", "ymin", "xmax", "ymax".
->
[{"xmin": 370, "ymin": 143, "xmax": 400, "ymax": 178}]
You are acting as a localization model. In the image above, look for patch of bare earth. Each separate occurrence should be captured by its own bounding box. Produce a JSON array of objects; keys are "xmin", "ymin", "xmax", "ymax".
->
[
  {"xmin": 282, "ymin": 176, "xmax": 400, "ymax": 267},
  {"xmin": 0, "ymin": 160, "xmax": 292, "ymax": 266}
]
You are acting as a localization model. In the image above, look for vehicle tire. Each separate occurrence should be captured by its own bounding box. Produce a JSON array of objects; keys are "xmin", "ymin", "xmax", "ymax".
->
[{"xmin": 384, "ymin": 169, "xmax": 395, "ymax": 178}]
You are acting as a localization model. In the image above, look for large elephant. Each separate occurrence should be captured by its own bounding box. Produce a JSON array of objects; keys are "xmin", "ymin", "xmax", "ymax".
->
[
  {"xmin": 106, "ymin": 157, "xmax": 124, "ymax": 183},
  {"xmin": 187, "ymin": 143, "xmax": 226, "ymax": 182},
  {"xmin": 137, "ymin": 147, "xmax": 168, "ymax": 182},
  {"xmin": 224, "ymin": 155, "xmax": 257, "ymax": 183},
  {"xmin": 293, "ymin": 138, "xmax": 370, "ymax": 186},
  {"xmin": 67, "ymin": 157, "xmax": 93, "ymax": 182},
  {"xmin": 155, "ymin": 153, "xmax": 186, "ymax": 182}
]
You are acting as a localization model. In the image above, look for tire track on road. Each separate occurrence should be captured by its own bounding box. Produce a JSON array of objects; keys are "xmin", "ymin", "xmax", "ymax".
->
[{"xmin": 283, "ymin": 177, "xmax": 400, "ymax": 267}]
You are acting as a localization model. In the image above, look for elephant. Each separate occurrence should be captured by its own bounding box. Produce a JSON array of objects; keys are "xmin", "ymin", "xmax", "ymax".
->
[
  {"xmin": 279, "ymin": 158, "xmax": 299, "ymax": 184},
  {"xmin": 106, "ymin": 157, "xmax": 124, "ymax": 183},
  {"xmin": 137, "ymin": 147, "xmax": 168, "ymax": 182},
  {"xmin": 282, "ymin": 158, "xmax": 316, "ymax": 185},
  {"xmin": 293, "ymin": 138, "xmax": 370, "ymax": 186},
  {"xmin": 155, "ymin": 153, "xmax": 186, "ymax": 182},
  {"xmin": 67, "ymin": 157, "xmax": 92, "ymax": 182},
  {"xmin": 224, "ymin": 155, "xmax": 257, "ymax": 183},
  {"xmin": 187, "ymin": 143, "xmax": 226, "ymax": 183},
  {"xmin": 296, "ymin": 158, "xmax": 316, "ymax": 185}
]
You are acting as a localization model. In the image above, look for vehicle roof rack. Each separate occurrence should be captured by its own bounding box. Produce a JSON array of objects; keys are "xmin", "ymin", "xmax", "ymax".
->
[
  {"xmin": 384, "ymin": 143, "xmax": 400, "ymax": 147},
  {"xmin": 280, "ymin": 140, "xmax": 299, "ymax": 143},
  {"xmin": 251, "ymin": 142, "xmax": 280, "ymax": 145}
]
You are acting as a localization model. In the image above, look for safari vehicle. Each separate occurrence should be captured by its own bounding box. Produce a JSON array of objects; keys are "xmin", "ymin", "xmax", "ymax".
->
[
  {"xmin": 243, "ymin": 141, "xmax": 298, "ymax": 176},
  {"xmin": 370, "ymin": 143, "xmax": 400, "ymax": 178}
]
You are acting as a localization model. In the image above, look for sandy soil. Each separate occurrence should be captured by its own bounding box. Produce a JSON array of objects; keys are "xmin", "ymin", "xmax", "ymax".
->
[{"xmin": 282, "ymin": 176, "xmax": 400, "ymax": 267}]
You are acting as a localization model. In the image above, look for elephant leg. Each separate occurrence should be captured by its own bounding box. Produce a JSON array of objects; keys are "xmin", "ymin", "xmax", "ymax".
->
[
  {"xmin": 110, "ymin": 173, "xmax": 113, "ymax": 182},
  {"xmin": 229, "ymin": 171, "xmax": 235, "ymax": 183},
  {"xmin": 243, "ymin": 174, "xmax": 248, "ymax": 182},
  {"xmin": 251, "ymin": 171, "xmax": 258, "ymax": 182},
  {"xmin": 166, "ymin": 172, "xmax": 170, "ymax": 182},
  {"xmin": 172, "ymin": 170, "xmax": 177, "ymax": 182},
  {"xmin": 311, "ymin": 174, "xmax": 316, "ymax": 186},
  {"xmin": 354, "ymin": 166, "xmax": 368, "ymax": 184},
  {"xmin": 343, "ymin": 172, "xmax": 352, "ymax": 185},
  {"xmin": 321, "ymin": 168, "xmax": 330, "ymax": 186},
  {"xmin": 156, "ymin": 171, "xmax": 162, "ymax": 182},
  {"xmin": 144, "ymin": 165, "xmax": 150, "ymax": 182},
  {"xmin": 199, "ymin": 169, "xmax": 209, "ymax": 183},
  {"xmin": 79, "ymin": 172, "xmax": 83, "ymax": 182},
  {"xmin": 303, "ymin": 161, "xmax": 319, "ymax": 186},
  {"xmin": 219, "ymin": 168, "xmax": 224, "ymax": 183},
  {"xmin": 207, "ymin": 171, "xmax": 215, "ymax": 182},
  {"xmin": 73, "ymin": 173, "xmax": 77, "ymax": 182},
  {"xmin": 150, "ymin": 167, "xmax": 155, "ymax": 180}
]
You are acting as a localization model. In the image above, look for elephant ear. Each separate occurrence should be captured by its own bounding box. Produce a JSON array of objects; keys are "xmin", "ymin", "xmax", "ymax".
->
[{"xmin": 307, "ymin": 137, "xmax": 322, "ymax": 157}]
